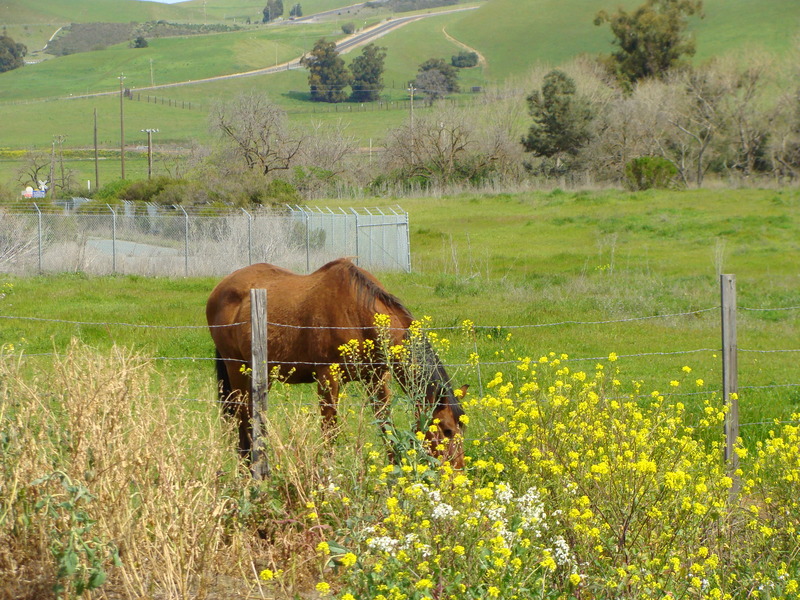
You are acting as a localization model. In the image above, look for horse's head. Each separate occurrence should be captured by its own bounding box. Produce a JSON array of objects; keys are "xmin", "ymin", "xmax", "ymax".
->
[{"xmin": 425, "ymin": 384, "xmax": 468, "ymax": 469}]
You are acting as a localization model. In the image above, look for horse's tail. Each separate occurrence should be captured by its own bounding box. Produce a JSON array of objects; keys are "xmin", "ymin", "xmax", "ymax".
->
[{"xmin": 215, "ymin": 349, "xmax": 232, "ymax": 403}]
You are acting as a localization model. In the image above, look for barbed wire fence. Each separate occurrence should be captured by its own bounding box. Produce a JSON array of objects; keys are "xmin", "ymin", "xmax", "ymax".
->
[{"xmin": 3, "ymin": 274, "xmax": 799, "ymax": 475}]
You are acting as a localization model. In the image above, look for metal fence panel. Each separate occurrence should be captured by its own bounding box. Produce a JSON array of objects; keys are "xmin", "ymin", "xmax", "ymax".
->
[{"xmin": 0, "ymin": 203, "xmax": 411, "ymax": 276}]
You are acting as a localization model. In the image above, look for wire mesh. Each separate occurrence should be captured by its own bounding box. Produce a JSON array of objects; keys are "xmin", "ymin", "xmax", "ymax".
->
[{"xmin": 0, "ymin": 202, "xmax": 411, "ymax": 275}]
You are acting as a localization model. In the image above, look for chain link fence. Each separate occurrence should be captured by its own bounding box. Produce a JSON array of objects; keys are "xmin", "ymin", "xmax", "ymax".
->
[{"xmin": 0, "ymin": 202, "xmax": 411, "ymax": 276}]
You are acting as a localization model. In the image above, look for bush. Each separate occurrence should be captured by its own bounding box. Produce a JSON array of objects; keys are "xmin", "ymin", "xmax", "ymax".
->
[
  {"xmin": 341, "ymin": 22, "xmax": 355, "ymax": 34},
  {"xmin": 119, "ymin": 175, "xmax": 176, "ymax": 203},
  {"xmin": 624, "ymin": 156, "xmax": 678, "ymax": 190},
  {"xmin": 451, "ymin": 51, "xmax": 478, "ymax": 68},
  {"xmin": 90, "ymin": 178, "xmax": 132, "ymax": 201}
]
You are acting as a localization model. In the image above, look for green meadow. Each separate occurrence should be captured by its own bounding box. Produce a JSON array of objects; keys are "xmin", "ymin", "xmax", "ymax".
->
[{"xmin": 2, "ymin": 189, "xmax": 798, "ymax": 445}]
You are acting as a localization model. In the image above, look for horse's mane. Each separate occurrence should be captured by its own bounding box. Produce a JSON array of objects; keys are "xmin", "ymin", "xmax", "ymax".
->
[
  {"xmin": 338, "ymin": 259, "xmax": 414, "ymax": 324},
  {"xmin": 326, "ymin": 259, "xmax": 464, "ymax": 418}
]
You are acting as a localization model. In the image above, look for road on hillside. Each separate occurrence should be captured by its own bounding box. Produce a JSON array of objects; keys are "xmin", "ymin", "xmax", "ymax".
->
[{"xmin": 65, "ymin": 5, "xmax": 478, "ymax": 100}]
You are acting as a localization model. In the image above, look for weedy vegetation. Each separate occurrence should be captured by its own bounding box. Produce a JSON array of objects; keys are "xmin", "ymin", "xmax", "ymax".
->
[{"xmin": 1, "ymin": 189, "xmax": 799, "ymax": 598}]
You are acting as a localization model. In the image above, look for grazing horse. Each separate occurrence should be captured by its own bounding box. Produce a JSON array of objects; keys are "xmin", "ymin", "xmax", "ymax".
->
[{"xmin": 205, "ymin": 258, "xmax": 466, "ymax": 468}]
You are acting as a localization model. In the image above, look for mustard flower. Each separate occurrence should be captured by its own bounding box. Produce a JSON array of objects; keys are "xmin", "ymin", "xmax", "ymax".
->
[
  {"xmin": 340, "ymin": 552, "xmax": 357, "ymax": 567},
  {"xmin": 315, "ymin": 581, "xmax": 330, "ymax": 595},
  {"xmin": 316, "ymin": 541, "xmax": 331, "ymax": 554}
]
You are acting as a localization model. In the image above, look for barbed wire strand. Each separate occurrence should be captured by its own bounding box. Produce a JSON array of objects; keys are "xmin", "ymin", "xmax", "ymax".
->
[
  {"xmin": 0, "ymin": 306, "xmax": 719, "ymax": 332},
  {"xmin": 740, "ymin": 305, "xmax": 800, "ymax": 312}
]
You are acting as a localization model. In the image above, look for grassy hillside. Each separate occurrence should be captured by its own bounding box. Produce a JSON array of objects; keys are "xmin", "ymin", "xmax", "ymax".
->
[
  {"xmin": 448, "ymin": 0, "xmax": 800, "ymax": 81},
  {"xmin": 0, "ymin": 0, "xmax": 200, "ymax": 24},
  {"xmin": 0, "ymin": 0, "xmax": 798, "ymax": 169}
]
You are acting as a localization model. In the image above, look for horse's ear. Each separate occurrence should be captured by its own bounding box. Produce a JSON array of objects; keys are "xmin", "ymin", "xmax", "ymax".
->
[{"xmin": 457, "ymin": 385, "xmax": 469, "ymax": 397}]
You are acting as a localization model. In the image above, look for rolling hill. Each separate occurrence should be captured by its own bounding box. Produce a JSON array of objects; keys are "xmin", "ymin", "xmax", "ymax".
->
[{"xmin": 0, "ymin": 0, "xmax": 797, "ymax": 160}]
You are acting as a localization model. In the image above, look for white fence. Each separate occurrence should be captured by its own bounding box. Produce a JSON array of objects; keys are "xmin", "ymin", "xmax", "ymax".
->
[{"xmin": 0, "ymin": 202, "xmax": 411, "ymax": 276}]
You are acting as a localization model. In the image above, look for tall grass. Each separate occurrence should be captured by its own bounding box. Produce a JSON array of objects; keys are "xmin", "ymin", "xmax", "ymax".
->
[{"xmin": 2, "ymin": 336, "xmax": 799, "ymax": 598}]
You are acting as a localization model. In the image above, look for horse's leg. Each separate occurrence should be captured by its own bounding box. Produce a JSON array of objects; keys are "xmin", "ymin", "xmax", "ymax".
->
[
  {"xmin": 317, "ymin": 369, "xmax": 340, "ymax": 436},
  {"xmin": 226, "ymin": 363, "xmax": 253, "ymax": 460}
]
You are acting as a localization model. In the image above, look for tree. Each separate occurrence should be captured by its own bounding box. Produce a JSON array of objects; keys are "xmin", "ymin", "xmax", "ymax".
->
[
  {"xmin": 15, "ymin": 149, "xmax": 50, "ymax": 190},
  {"xmin": 341, "ymin": 23, "xmax": 356, "ymax": 34},
  {"xmin": 418, "ymin": 58, "xmax": 459, "ymax": 93},
  {"xmin": 594, "ymin": 0, "xmax": 703, "ymax": 88},
  {"xmin": 131, "ymin": 36, "xmax": 148, "ymax": 48},
  {"xmin": 300, "ymin": 39, "xmax": 352, "ymax": 103},
  {"xmin": 349, "ymin": 43, "xmax": 387, "ymax": 102},
  {"xmin": 451, "ymin": 51, "xmax": 478, "ymax": 68},
  {"xmin": 0, "ymin": 35, "xmax": 27, "ymax": 73},
  {"xmin": 263, "ymin": 0, "xmax": 284, "ymax": 22},
  {"xmin": 289, "ymin": 3, "xmax": 303, "ymax": 17},
  {"xmin": 414, "ymin": 69, "xmax": 449, "ymax": 106},
  {"xmin": 383, "ymin": 105, "xmax": 509, "ymax": 187},
  {"xmin": 522, "ymin": 70, "xmax": 595, "ymax": 170},
  {"xmin": 209, "ymin": 92, "xmax": 303, "ymax": 177}
]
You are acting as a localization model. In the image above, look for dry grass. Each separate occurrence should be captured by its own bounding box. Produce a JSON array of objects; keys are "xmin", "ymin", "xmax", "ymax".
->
[{"xmin": 0, "ymin": 341, "xmax": 342, "ymax": 599}]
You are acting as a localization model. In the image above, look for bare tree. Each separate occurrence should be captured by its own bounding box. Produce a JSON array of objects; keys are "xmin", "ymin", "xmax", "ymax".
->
[
  {"xmin": 770, "ymin": 89, "xmax": 800, "ymax": 181},
  {"xmin": 294, "ymin": 119, "xmax": 358, "ymax": 195},
  {"xmin": 297, "ymin": 119, "xmax": 357, "ymax": 175},
  {"xmin": 414, "ymin": 70, "xmax": 449, "ymax": 106},
  {"xmin": 15, "ymin": 149, "xmax": 51, "ymax": 189},
  {"xmin": 715, "ymin": 55, "xmax": 775, "ymax": 177},
  {"xmin": 209, "ymin": 92, "xmax": 303, "ymax": 177},
  {"xmin": 384, "ymin": 105, "xmax": 511, "ymax": 186}
]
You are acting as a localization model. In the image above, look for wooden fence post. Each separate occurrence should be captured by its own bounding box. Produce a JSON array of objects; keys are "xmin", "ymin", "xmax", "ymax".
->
[
  {"xmin": 720, "ymin": 274, "xmax": 740, "ymax": 495},
  {"xmin": 250, "ymin": 288, "xmax": 270, "ymax": 479}
]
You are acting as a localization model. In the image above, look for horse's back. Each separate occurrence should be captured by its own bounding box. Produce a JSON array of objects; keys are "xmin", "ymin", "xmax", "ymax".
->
[{"xmin": 206, "ymin": 259, "xmax": 372, "ymax": 371}]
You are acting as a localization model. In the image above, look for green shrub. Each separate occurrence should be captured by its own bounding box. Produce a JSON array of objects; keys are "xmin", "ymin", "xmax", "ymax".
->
[
  {"xmin": 624, "ymin": 156, "xmax": 678, "ymax": 190},
  {"xmin": 451, "ymin": 51, "xmax": 479, "ymax": 68},
  {"xmin": 91, "ymin": 179, "xmax": 131, "ymax": 201}
]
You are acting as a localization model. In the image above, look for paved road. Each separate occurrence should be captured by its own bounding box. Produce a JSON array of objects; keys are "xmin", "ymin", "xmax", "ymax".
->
[{"xmin": 65, "ymin": 5, "xmax": 478, "ymax": 100}]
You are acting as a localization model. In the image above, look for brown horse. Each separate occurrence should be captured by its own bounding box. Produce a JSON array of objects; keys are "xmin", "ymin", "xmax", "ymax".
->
[{"xmin": 206, "ymin": 258, "xmax": 466, "ymax": 468}]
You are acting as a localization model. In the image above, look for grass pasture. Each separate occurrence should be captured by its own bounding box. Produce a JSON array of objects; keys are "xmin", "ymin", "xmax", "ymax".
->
[{"xmin": 2, "ymin": 188, "xmax": 800, "ymax": 599}]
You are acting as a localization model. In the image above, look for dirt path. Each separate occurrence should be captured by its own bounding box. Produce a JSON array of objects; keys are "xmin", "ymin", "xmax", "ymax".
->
[{"xmin": 442, "ymin": 26, "xmax": 487, "ymax": 68}]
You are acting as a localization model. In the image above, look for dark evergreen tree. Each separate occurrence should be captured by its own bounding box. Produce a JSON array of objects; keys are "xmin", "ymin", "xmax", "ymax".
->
[
  {"xmin": 289, "ymin": 3, "xmax": 303, "ymax": 17},
  {"xmin": 451, "ymin": 51, "xmax": 478, "ymax": 68},
  {"xmin": 262, "ymin": 0, "xmax": 284, "ymax": 22},
  {"xmin": 300, "ymin": 38, "xmax": 353, "ymax": 103},
  {"xmin": 0, "ymin": 35, "xmax": 27, "ymax": 73},
  {"xmin": 595, "ymin": 0, "xmax": 704, "ymax": 87},
  {"xmin": 522, "ymin": 70, "xmax": 594, "ymax": 160},
  {"xmin": 349, "ymin": 43, "xmax": 387, "ymax": 102}
]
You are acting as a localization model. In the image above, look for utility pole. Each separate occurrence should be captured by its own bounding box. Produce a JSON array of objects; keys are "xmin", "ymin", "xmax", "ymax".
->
[
  {"xmin": 48, "ymin": 135, "xmax": 66, "ymax": 201},
  {"xmin": 119, "ymin": 73, "xmax": 126, "ymax": 180},
  {"xmin": 94, "ymin": 108, "xmax": 99, "ymax": 190},
  {"xmin": 49, "ymin": 138, "xmax": 56, "ymax": 201},
  {"xmin": 150, "ymin": 58, "xmax": 154, "ymax": 87},
  {"xmin": 407, "ymin": 84, "xmax": 416, "ymax": 127},
  {"xmin": 141, "ymin": 128, "xmax": 159, "ymax": 179}
]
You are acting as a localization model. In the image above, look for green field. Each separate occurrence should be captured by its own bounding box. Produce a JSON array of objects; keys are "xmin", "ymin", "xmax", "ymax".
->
[{"xmin": 2, "ymin": 188, "xmax": 798, "ymax": 440}]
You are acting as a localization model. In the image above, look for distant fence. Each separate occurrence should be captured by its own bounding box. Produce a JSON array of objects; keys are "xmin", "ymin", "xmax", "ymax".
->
[{"xmin": 0, "ymin": 202, "xmax": 411, "ymax": 276}]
